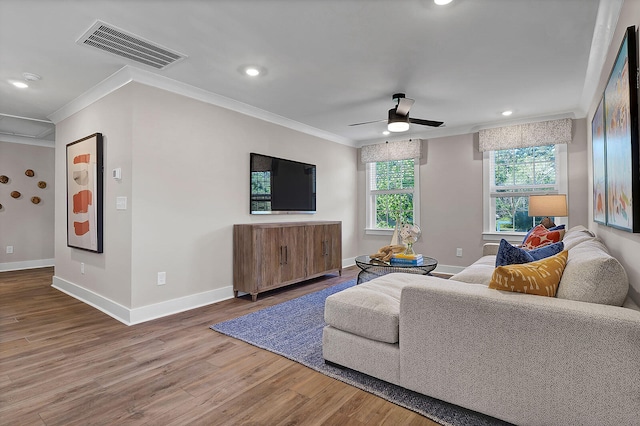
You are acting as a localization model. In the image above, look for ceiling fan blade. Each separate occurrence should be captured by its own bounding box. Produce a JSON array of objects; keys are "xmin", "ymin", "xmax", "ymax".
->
[
  {"xmin": 395, "ymin": 97, "xmax": 415, "ymax": 116},
  {"xmin": 409, "ymin": 117, "xmax": 445, "ymax": 127},
  {"xmin": 348, "ymin": 119, "xmax": 386, "ymax": 126}
]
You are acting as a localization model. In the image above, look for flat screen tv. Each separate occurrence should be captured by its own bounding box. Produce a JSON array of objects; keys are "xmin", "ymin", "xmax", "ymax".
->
[{"xmin": 250, "ymin": 153, "xmax": 316, "ymax": 214}]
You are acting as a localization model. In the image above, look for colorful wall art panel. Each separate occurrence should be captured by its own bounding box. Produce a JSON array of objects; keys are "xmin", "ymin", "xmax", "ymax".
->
[
  {"xmin": 602, "ymin": 26, "xmax": 639, "ymax": 233},
  {"xmin": 66, "ymin": 133, "xmax": 103, "ymax": 252}
]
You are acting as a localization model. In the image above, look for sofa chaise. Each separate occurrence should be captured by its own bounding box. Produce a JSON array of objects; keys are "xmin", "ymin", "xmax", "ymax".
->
[{"xmin": 322, "ymin": 226, "xmax": 640, "ymax": 425}]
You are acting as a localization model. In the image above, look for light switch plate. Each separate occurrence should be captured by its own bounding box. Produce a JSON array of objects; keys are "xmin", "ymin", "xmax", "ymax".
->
[{"xmin": 116, "ymin": 196, "xmax": 127, "ymax": 210}]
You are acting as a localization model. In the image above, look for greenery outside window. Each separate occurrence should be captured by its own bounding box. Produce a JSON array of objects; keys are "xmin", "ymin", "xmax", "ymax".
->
[
  {"xmin": 250, "ymin": 170, "xmax": 271, "ymax": 212},
  {"xmin": 366, "ymin": 159, "xmax": 419, "ymax": 232},
  {"xmin": 484, "ymin": 144, "xmax": 567, "ymax": 236}
]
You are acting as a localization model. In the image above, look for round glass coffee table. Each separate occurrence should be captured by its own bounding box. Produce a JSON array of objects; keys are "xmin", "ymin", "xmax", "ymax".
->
[{"xmin": 354, "ymin": 255, "xmax": 438, "ymax": 284}]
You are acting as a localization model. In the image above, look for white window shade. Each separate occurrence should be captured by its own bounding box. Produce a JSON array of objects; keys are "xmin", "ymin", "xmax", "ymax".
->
[
  {"xmin": 360, "ymin": 139, "xmax": 422, "ymax": 163},
  {"xmin": 479, "ymin": 118, "xmax": 572, "ymax": 152}
]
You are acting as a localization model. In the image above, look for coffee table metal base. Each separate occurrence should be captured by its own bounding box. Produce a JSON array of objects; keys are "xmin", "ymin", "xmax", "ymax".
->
[{"xmin": 355, "ymin": 255, "xmax": 438, "ymax": 284}]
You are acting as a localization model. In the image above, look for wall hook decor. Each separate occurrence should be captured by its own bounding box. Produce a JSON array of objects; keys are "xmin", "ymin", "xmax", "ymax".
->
[
  {"xmin": 38, "ymin": 181, "xmax": 47, "ymax": 189},
  {"xmin": 0, "ymin": 175, "xmax": 8, "ymax": 184},
  {"xmin": 10, "ymin": 191, "xmax": 21, "ymax": 198},
  {"xmin": 25, "ymin": 169, "xmax": 35, "ymax": 177}
]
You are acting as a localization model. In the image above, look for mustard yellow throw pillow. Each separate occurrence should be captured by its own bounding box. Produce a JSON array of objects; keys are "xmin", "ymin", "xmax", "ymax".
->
[{"xmin": 489, "ymin": 250, "xmax": 568, "ymax": 297}]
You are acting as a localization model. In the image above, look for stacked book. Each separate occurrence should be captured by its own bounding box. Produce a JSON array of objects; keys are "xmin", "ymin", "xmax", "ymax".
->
[{"xmin": 390, "ymin": 253, "xmax": 424, "ymax": 265}]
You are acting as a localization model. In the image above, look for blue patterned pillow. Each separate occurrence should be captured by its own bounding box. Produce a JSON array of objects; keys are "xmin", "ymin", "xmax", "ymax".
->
[{"xmin": 496, "ymin": 239, "xmax": 565, "ymax": 267}]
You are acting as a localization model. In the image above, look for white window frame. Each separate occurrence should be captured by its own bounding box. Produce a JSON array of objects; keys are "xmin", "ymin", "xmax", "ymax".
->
[
  {"xmin": 365, "ymin": 160, "xmax": 420, "ymax": 235},
  {"xmin": 482, "ymin": 144, "xmax": 568, "ymax": 242}
]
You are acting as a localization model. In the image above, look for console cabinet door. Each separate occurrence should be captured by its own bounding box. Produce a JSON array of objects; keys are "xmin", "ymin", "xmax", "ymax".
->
[
  {"xmin": 279, "ymin": 225, "xmax": 306, "ymax": 284},
  {"xmin": 255, "ymin": 227, "xmax": 283, "ymax": 290},
  {"xmin": 324, "ymin": 223, "xmax": 342, "ymax": 272},
  {"xmin": 307, "ymin": 223, "xmax": 342, "ymax": 276}
]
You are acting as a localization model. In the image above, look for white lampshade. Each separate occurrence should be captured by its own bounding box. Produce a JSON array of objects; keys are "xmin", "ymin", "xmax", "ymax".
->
[{"xmin": 528, "ymin": 194, "xmax": 568, "ymax": 217}]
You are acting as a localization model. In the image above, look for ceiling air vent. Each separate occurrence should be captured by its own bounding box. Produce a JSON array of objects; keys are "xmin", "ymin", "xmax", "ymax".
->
[{"xmin": 76, "ymin": 20, "xmax": 187, "ymax": 69}]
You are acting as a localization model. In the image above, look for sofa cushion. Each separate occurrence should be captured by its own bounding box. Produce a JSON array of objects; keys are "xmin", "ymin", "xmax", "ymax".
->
[
  {"xmin": 449, "ymin": 255, "xmax": 495, "ymax": 286},
  {"xmin": 489, "ymin": 250, "xmax": 568, "ymax": 297},
  {"xmin": 325, "ymin": 273, "xmax": 416, "ymax": 343},
  {"xmin": 495, "ymin": 239, "xmax": 564, "ymax": 266},
  {"xmin": 556, "ymin": 238, "xmax": 628, "ymax": 306},
  {"xmin": 522, "ymin": 224, "xmax": 566, "ymax": 250}
]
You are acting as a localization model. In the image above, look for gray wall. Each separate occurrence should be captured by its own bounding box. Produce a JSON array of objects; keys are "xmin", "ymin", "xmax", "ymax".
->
[
  {"xmin": 0, "ymin": 141, "xmax": 54, "ymax": 270},
  {"xmin": 357, "ymin": 119, "xmax": 589, "ymax": 273},
  {"xmin": 587, "ymin": 0, "xmax": 640, "ymax": 304},
  {"xmin": 54, "ymin": 81, "xmax": 358, "ymax": 320}
]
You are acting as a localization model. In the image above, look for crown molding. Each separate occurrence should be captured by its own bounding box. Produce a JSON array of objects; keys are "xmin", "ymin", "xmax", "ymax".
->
[
  {"xmin": 0, "ymin": 134, "xmax": 55, "ymax": 148},
  {"xmin": 47, "ymin": 66, "xmax": 356, "ymax": 147},
  {"xmin": 578, "ymin": 0, "xmax": 624, "ymax": 116}
]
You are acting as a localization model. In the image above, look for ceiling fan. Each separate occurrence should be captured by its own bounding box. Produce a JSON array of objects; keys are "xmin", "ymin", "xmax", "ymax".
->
[{"xmin": 349, "ymin": 93, "xmax": 444, "ymax": 132}]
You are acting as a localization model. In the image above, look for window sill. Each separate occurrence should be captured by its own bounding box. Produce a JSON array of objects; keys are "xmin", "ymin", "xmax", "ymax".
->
[
  {"xmin": 365, "ymin": 228, "xmax": 394, "ymax": 236},
  {"xmin": 482, "ymin": 231, "xmax": 525, "ymax": 244}
]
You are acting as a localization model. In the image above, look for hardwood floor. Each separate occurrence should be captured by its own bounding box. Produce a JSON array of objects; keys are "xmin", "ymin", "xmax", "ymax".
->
[{"xmin": 0, "ymin": 267, "xmax": 438, "ymax": 425}]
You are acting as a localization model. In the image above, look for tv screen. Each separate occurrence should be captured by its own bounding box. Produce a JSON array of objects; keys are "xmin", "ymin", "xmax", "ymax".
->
[{"xmin": 250, "ymin": 153, "xmax": 316, "ymax": 214}]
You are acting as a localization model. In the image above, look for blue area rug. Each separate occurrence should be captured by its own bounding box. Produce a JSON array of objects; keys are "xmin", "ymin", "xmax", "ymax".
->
[{"xmin": 211, "ymin": 280, "xmax": 509, "ymax": 426}]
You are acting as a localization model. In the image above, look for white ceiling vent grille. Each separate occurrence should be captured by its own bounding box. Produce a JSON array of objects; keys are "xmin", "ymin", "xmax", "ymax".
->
[{"xmin": 77, "ymin": 20, "xmax": 187, "ymax": 69}]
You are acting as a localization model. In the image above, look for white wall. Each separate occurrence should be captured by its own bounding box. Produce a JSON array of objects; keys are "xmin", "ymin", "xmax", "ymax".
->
[
  {"xmin": 587, "ymin": 0, "xmax": 640, "ymax": 304},
  {"xmin": 53, "ymin": 81, "xmax": 358, "ymax": 323},
  {"xmin": 0, "ymin": 141, "xmax": 55, "ymax": 271}
]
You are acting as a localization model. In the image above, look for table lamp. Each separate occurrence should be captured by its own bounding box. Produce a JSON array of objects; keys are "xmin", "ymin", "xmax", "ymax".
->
[{"xmin": 528, "ymin": 194, "xmax": 568, "ymax": 228}]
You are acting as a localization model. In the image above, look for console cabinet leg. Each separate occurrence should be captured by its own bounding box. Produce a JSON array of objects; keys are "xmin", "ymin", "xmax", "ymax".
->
[{"xmin": 251, "ymin": 293, "xmax": 258, "ymax": 302}]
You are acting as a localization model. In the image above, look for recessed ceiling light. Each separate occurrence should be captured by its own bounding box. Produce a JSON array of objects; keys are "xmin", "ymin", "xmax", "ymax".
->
[
  {"xmin": 10, "ymin": 80, "xmax": 28, "ymax": 89},
  {"xmin": 22, "ymin": 72, "xmax": 41, "ymax": 81},
  {"xmin": 239, "ymin": 65, "xmax": 267, "ymax": 77},
  {"xmin": 502, "ymin": 110, "xmax": 513, "ymax": 116},
  {"xmin": 382, "ymin": 130, "xmax": 390, "ymax": 136},
  {"xmin": 434, "ymin": 0, "xmax": 453, "ymax": 5}
]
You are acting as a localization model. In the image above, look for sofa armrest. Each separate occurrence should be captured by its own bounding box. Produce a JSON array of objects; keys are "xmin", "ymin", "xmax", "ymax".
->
[
  {"xmin": 482, "ymin": 242, "xmax": 500, "ymax": 256},
  {"xmin": 399, "ymin": 277, "xmax": 640, "ymax": 426}
]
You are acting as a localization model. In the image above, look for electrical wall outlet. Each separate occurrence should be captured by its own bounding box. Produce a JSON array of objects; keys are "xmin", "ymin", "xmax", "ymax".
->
[
  {"xmin": 157, "ymin": 272, "xmax": 166, "ymax": 285},
  {"xmin": 6, "ymin": 246, "xmax": 13, "ymax": 254},
  {"xmin": 81, "ymin": 262, "xmax": 85, "ymax": 274},
  {"xmin": 456, "ymin": 248, "xmax": 463, "ymax": 257}
]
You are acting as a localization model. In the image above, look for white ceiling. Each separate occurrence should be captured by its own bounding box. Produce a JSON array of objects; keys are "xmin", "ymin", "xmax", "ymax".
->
[{"xmin": 0, "ymin": 0, "xmax": 621, "ymax": 147}]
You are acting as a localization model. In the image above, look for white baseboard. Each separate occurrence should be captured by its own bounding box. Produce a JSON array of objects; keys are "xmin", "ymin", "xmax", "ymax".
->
[
  {"xmin": 342, "ymin": 257, "xmax": 356, "ymax": 268},
  {"xmin": 0, "ymin": 258, "xmax": 54, "ymax": 272},
  {"xmin": 128, "ymin": 287, "xmax": 233, "ymax": 325},
  {"xmin": 52, "ymin": 275, "xmax": 234, "ymax": 326}
]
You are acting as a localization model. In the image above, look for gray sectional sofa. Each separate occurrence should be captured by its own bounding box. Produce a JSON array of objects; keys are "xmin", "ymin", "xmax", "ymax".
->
[{"xmin": 323, "ymin": 226, "xmax": 640, "ymax": 425}]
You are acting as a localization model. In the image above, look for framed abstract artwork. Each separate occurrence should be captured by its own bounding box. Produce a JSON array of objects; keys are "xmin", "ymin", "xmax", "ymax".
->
[
  {"xmin": 66, "ymin": 133, "xmax": 104, "ymax": 252},
  {"xmin": 603, "ymin": 26, "xmax": 639, "ymax": 233},
  {"xmin": 592, "ymin": 96, "xmax": 606, "ymax": 224}
]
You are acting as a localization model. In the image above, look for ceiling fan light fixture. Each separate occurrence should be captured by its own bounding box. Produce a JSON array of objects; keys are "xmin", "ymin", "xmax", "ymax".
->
[
  {"xmin": 388, "ymin": 121, "xmax": 410, "ymax": 132},
  {"xmin": 388, "ymin": 108, "xmax": 410, "ymax": 132}
]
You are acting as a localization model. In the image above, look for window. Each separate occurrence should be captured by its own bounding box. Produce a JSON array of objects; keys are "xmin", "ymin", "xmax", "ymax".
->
[
  {"xmin": 483, "ymin": 144, "xmax": 567, "ymax": 236},
  {"xmin": 366, "ymin": 159, "xmax": 420, "ymax": 232}
]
